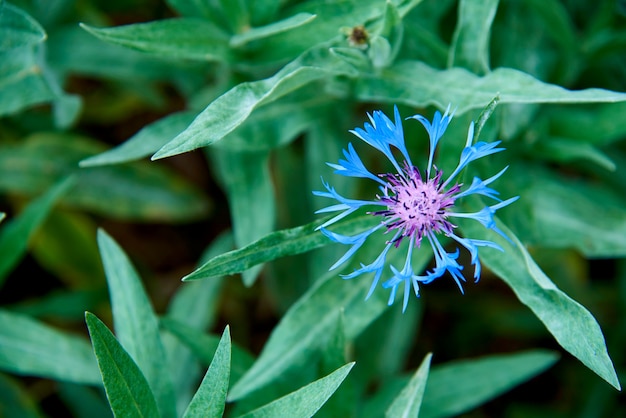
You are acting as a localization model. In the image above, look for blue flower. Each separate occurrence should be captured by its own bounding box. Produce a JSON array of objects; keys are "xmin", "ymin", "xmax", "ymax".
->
[{"xmin": 314, "ymin": 105, "xmax": 518, "ymax": 311}]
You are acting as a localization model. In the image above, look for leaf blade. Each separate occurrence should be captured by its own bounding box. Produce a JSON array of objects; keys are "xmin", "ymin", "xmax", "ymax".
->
[
  {"xmin": 85, "ymin": 312, "xmax": 160, "ymax": 418},
  {"xmin": 182, "ymin": 327, "xmax": 231, "ymax": 418},
  {"xmin": 385, "ymin": 353, "xmax": 432, "ymax": 418},
  {"xmin": 237, "ymin": 363, "xmax": 355, "ymax": 418},
  {"xmin": 0, "ymin": 309, "xmax": 100, "ymax": 384},
  {"xmin": 97, "ymin": 229, "xmax": 177, "ymax": 418}
]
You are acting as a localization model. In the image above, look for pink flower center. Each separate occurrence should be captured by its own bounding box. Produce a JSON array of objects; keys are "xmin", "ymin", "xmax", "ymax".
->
[{"xmin": 372, "ymin": 163, "xmax": 459, "ymax": 247}]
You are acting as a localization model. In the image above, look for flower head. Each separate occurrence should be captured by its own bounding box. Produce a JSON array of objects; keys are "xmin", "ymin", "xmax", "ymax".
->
[{"xmin": 314, "ymin": 105, "xmax": 518, "ymax": 311}]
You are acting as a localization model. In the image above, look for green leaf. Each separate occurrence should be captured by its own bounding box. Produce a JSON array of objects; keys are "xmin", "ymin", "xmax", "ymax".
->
[
  {"xmin": 0, "ymin": 1, "xmax": 46, "ymax": 50},
  {"xmin": 0, "ymin": 133, "xmax": 210, "ymax": 222},
  {"xmin": 97, "ymin": 229, "xmax": 177, "ymax": 418},
  {"xmin": 448, "ymin": 0, "xmax": 499, "ymax": 74},
  {"xmin": 354, "ymin": 60, "xmax": 626, "ymax": 114},
  {"xmin": 30, "ymin": 210, "xmax": 104, "ymax": 289},
  {"xmin": 0, "ymin": 373, "xmax": 43, "ymax": 418},
  {"xmin": 0, "ymin": 46, "xmax": 54, "ymax": 116},
  {"xmin": 152, "ymin": 47, "xmax": 357, "ymax": 159},
  {"xmin": 385, "ymin": 353, "xmax": 432, "ymax": 418},
  {"xmin": 533, "ymin": 136, "xmax": 615, "ymax": 171},
  {"xmin": 503, "ymin": 166, "xmax": 626, "ymax": 257},
  {"xmin": 230, "ymin": 13, "xmax": 316, "ymax": 48},
  {"xmin": 9, "ymin": 288, "xmax": 106, "ymax": 322},
  {"xmin": 85, "ymin": 312, "xmax": 160, "ymax": 418},
  {"xmin": 545, "ymin": 102, "xmax": 626, "ymax": 146},
  {"xmin": 163, "ymin": 232, "xmax": 232, "ymax": 414},
  {"xmin": 160, "ymin": 318, "xmax": 254, "ymax": 384},
  {"xmin": 0, "ymin": 177, "xmax": 72, "ymax": 287},
  {"xmin": 47, "ymin": 26, "xmax": 204, "ymax": 87},
  {"xmin": 420, "ymin": 350, "xmax": 559, "ymax": 418},
  {"xmin": 209, "ymin": 148, "xmax": 275, "ymax": 285},
  {"xmin": 458, "ymin": 207, "xmax": 621, "ymax": 390},
  {"xmin": 80, "ymin": 18, "xmax": 231, "ymax": 62},
  {"xmin": 0, "ymin": 309, "xmax": 100, "ymax": 384},
  {"xmin": 80, "ymin": 111, "xmax": 197, "ymax": 167},
  {"xmin": 182, "ymin": 327, "xmax": 231, "ymax": 418},
  {"xmin": 236, "ymin": 362, "xmax": 355, "ymax": 418},
  {"xmin": 183, "ymin": 215, "xmax": 378, "ymax": 281},
  {"xmin": 364, "ymin": 350, "xmax": 559, "ymax": 418},
  {"xmin": 472, "ymin": 94, "xmax": 499, "ymax": 142}
]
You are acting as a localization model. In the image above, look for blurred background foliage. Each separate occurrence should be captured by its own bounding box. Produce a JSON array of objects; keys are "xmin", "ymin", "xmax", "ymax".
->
[{"xmin": 1, "ymin": 0, "xmax": 626, "ymax": 416}]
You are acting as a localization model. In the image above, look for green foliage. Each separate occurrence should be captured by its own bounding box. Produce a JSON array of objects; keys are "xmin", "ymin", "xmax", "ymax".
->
[{"xmin": 2, "ymin": 0, "xmax": 626, "ymax": 416}]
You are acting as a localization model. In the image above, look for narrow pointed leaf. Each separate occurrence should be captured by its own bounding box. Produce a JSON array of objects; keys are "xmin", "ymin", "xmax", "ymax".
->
[
  {"xmin": 0, "ymin": 177, "xmax": 73, "ymax": 286},
  {"xmin": 80, "ymin": 111, "xmax": 197, "ymax": 167},
  {"xmin": 183, "ymin": 327, "xmax": 231, "ymax": 418},
  {"xmin": 420, "ymin": 350, "xmax": 559, "ymax": 418},
  {"xmin": 80, "ymin": 19, "xmax": 231, "ymax": 62},
  {"xmin": 152, "ymin": 47, "xmax": 356, "ymax": 159},
  {"xmin": 230, "ymin": 13, "xmax": 316, "ymax": 47},
  {"xmin": 0, "ymin": 309, "xmax": 100, "ymax": 384},
  {"xmin": 458, "ymin": 207, "xmax": 620, "ymax": 390},
  {"xmin": 183, "ymin": 215, "xmax": 378, "ymax": 281},
  {"xmin": 237, "ymin": 362, "xmax": 355, "ymax": 418},
  {"xmin": 386, "ymin": 353, "xmax": 432, "ymax": 418},
  {"xmin": 365, "ymin": 350, "xmax": 559, "ymax": 418},
  {"xmin": 448, "ymin": 0, "xmax": 499, "ymax": 74},
  {"xmin": 97, "ymin": 229, "xmax": 177, "ymax": 418},
  {"xmin": 355, "ymin": 61, "xmax": 626, "ymax": 114},
  {"xmin": 85, "ymin": 312, "xmax": 160, "ymax": 418}
]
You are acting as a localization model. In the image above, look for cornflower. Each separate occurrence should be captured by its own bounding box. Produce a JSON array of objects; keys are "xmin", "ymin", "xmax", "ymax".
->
[{"xmin": 314, "ymin": 105, "xmax": 518, "ymax": 311}]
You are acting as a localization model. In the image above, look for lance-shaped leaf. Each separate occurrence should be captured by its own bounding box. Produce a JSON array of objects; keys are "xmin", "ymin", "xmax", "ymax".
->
[
  {"xmin": 0, "ymin": 177, "xmax": 73, "ymax": 287},
  {"xmin": 458, "ymin": 203, "xmax": 620, "ymax": 390},
  {"xmin": 237, "ymin": 363, "xmax": 355, "ymax": 418},
  {"xmin": 420, "ymin": 350, "xmax": 559, "ymax": 417},
  {"xmin": 85, "ymin": 312, "xmax": 160, "ymax": 418},
  {"xmin": 182, "ymin": 327, "xmax": 231, "ymax": 418},
  {"xmin": 0, "ymin": 309, "xmax": 100, "ymax": 384},
  {"xmin": 230, "ymin": 13, "xmax": 316, "ymax": 48},
  {"xmin": 354, "ymin": 60, "xmax": 626, "ymax": 114},
  {"xmin": 183, "ymin": 215, "xmax": 378, "ymax": 281},
  {"xmin": 80, "ymin": 18, "xmax": 231, "ymax": 62},
  {"xmin": 152, "ymin": 46, "xmax": 357, "ymax": 159},
  {"xmin": 97, "ymin": 229, "xmax": 177, "ymax": 418},
  {"xmin": 448, "ymin": 0, "xmax": 499, "ymax": 74},
  {"xmin": 209, "ymin": 148, "xmax": 275, "ymax": 286},
  {"xmin": 364, "ymin": 350, "xmax": 559, "ymax": 418},
  {"xmin": 386, "ymin": 353, "xmax": 432, "ymax": 418}
]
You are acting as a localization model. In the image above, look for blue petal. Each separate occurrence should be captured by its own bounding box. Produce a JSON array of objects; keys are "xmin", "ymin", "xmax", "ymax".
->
[
  {"xmin": 321, "ymin": 223, "xmax": 385, "ymax": 270},
  {"xmin": 381, "ymin": 236, "xmax": 420, "ymax": 312},
  {"xmin": 313, "ymin": 179, "xmax": 384, "ymax": 229},
  {"xmin": 450, "ymin": 235, "xmax": 503, "ymax": 280},
  {"xmin": 349, "ymin": 108, "xmax": 405, "ymax": 174},
  {"xmin": 408, "ymin": 105, "xmax": 454, "ymax": 176},
  {"xmin": 454, "ymin": 166, "xmax": 509, "ymax": 201},
  {"xmin": 449, "ymin": 197, "xmax": 519, "ymax": 241},
  {"xmin": 424, "ymin": 234, "xmax": 466, "ymax": 292},
  {"xmin": 342, "ymin": 241, "xmax": 394, "ymax": 300},
  {"xmin": 328, "ymin": 143, "xmax": 387, "ymax": 186}
]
